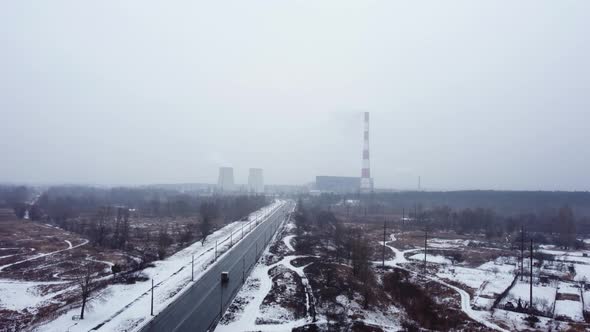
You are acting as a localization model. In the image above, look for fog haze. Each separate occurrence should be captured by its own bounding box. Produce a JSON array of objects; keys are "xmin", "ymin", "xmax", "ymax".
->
[{"xmin": 1, "ymin": 1, "xmax": 589, "ymax": 190}]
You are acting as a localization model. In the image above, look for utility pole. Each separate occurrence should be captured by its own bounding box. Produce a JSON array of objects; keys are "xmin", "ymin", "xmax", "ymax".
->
[
  {"xmin": 215, "ymin": 240, "xmax": 218, "ymax": 261},
  {"xmin": 424, "ymin": 228, "xmax": 428, "ymax": 273},
  {"xmin": 382, "ymin": 219, "xmax": 386, "ymax": 268},
  {"xmin": 529, "ymin": 239, "xmax": 533, "ymax": 313},
  {"xmin": 520, "ymin": 226, "xmax": 524, "ymax": 281},
  {"xmin": 150, "ymin": 279, "xmax": 154, "ymax": 316},
  {"xmin": 402, "ymin": 207, "xmax": 405, "ymax": 225},
  {"xmin": 191, "ymin": 254, "xmax": 194, "ymax": 281},
  {"xmin": 230, "ymin": 232, "xmax": 232, "ymax": 247}
]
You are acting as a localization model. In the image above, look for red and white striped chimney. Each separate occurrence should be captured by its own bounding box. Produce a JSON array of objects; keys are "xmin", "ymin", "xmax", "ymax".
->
[{"xmin": 360, "ymin": 112, "xmax": 373, "ymax": 193}]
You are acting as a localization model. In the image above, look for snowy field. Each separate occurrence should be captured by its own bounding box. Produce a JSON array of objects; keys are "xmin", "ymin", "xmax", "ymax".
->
[
  {"xmin": 554, "ymin": 282, "xmax": 584, "ymax": 321},
  {"xmin": 437, "ymin": 257, "xmax": 516, "ymax": 309},
  {"xmin": 408, "ymin": 253, "xmax": 451, "ymax": 264}
]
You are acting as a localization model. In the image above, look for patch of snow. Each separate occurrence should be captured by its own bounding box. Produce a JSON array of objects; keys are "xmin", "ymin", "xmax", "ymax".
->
[
  {"xmin": 283, "ymin": 235, "xmax": 296, "ymax": 253},
  {"xmin": 408, "ymin": 253, "xmax": 451, "ymax": 264},
  {"xmin": 554, "ymin": 299, "xmax": 584, "ymax": 321},
  {"xmin": 502, "ymin": 281, "xmax": 556, "ymax": 314},
  {"xmin": 0, "ymin": 279, "xmax": 67, "ymax": 311}
]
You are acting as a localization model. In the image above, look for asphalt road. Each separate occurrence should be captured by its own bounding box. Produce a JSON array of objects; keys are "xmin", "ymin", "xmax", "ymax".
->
[{"xmin": 140, "ymin": 200, "xmax": 294, "ymax": 332}]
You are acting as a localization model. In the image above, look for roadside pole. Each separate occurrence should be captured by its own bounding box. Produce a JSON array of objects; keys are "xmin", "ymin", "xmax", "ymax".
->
[
  {"xmin": 220, "ymin": 284, "xmax": 223, "ymax": 316},
  {"xmin": 215, "ymin": 241, "xmax": 218, "ymax": 261},
  {"xmin": 424, "ymin": 229, "xmax": 428, "ymax": 273},
  {"xmin": 150, "ymin": 279, "xmax": 154, "ymax": 316},
  {"xmin": 520, "ymin": 226, "xmax": 524, "ymax": 281},
  {"xmin": 529, "ymin": 239, "xmax": 533, "ymax": 312}
]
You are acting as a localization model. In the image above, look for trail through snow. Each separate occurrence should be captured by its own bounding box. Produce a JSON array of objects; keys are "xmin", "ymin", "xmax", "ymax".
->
[
  {"xmin": 217, "ymin": 214, "xmax": 320, "ymax": 332},
  {"xmin": 0, "ymin": 239, "xmax": 89, "ymax": 272},
  {"xmin": 381, "ymin": 234, "xmax": 508, "ymax": 332},
  {"xmin": 282, "ymin": 235, "xmax": 296, "ymax": 252}
]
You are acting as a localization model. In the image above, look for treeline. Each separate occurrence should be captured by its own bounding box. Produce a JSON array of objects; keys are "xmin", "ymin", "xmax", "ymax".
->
[
  {"xmin": 413, "ymin": 205, "xmax": 581, "ymax": 248},
  {"xmin": 45, "ymin": 189, "xmax": 267, "ymax": 264},
  {"xmin": 0, "ymin": 185, "xmax": 34, "ymax": 219},
  {"xmin": 316, "ymin": 190, "xmax": 590, "ymax": 217},
  {"xmin": 0, "ymin": 185, "xmax": 32, "ymax": 207},
  {"xmin": 37, "ymin": 185, "xmax": 267, "ymax": 222}
]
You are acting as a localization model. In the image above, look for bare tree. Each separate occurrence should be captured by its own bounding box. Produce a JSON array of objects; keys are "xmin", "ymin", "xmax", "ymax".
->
[
  {"xmin": 77, "ymin": 264, "xmax": 97, "ymax": 320},
  {"xmin": 200, "ymin": 202, "xmax": 216, "ymax": 245}
]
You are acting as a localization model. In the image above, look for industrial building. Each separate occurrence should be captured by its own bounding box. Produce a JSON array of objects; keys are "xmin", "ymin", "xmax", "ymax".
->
[
  {"xmin": 248, "ymin": 168, "xmax": 264, "ymax": 193},
  {"xmin": 315, "ymin": 176, "xmax": 360, "ymax": 193}
]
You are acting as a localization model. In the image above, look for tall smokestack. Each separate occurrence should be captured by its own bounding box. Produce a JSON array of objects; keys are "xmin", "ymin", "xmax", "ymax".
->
[{"xmin": 360, "ymin": 112, "xmax": 373, "ymax": 193}]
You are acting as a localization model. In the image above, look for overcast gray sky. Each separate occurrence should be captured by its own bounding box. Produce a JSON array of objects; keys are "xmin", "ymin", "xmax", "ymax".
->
[{"xmin": 1, "ymin": 1, "xmax": 589, "ymax": 190}]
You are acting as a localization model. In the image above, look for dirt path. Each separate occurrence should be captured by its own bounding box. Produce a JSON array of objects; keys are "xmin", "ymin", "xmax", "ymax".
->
[
  {"xmin": 0, "ymin": 239, "xmax": 89, "ymax": 272},
  {"xmin": 381, "ymin": 234, "xmax": 508, "ymax": 332},
  {"xmin": 217, "ymin": 217, "xmax": 318, "ymax": 332},
  {"xmin": 282, "ymin": 235, "xmax": 296, "ymax": 252}
]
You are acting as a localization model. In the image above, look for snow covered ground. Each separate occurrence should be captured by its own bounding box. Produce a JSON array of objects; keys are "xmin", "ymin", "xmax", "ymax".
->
[
  {"xmin": 554, "ymin": 282, "xmax": 584, "ymax": 321},
  {"xmin": 0, "ymin": 279, "xmax": 68, "ymax": 312},
  {"xmin": 34, "ymin": 201, "xmax": 285, "ymax": 332},
  {"xmin": 437, "ymin": 258, "xmax": 516, "ymax": 309},
  {"xmin": 382, "ymin": 233, "xmax": 509, "ymax": 332},
  {"xmin": 502, "ymin": 281, "xmax": 556, "ymax": 313},
  {"xmin": 408, "ymin": 253, "xmax": 451, "ymax": 264}
]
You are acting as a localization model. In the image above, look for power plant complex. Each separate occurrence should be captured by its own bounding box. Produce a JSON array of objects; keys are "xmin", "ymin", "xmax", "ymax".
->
[
  {"xmin": 218, "ymin": 112, "xmax": 372, "ymax": 195},
  {"xmin": 314, "ymin": 112, "xmax": 373, "ymax": 194}
]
